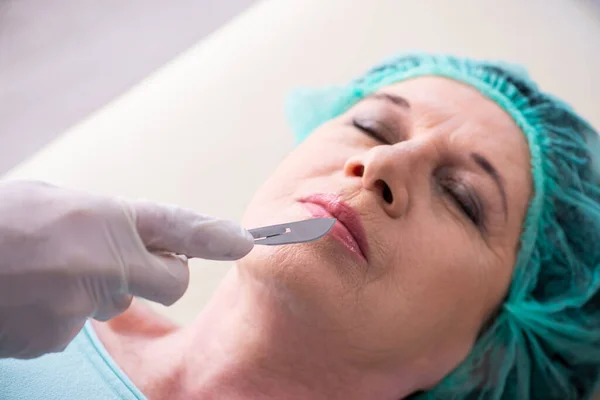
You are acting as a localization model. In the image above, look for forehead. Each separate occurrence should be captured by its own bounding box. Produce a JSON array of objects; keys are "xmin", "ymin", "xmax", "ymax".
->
[
  {"xmin": 379, "ymin": 77, "xmax": 530, "ymax": 162},
  {"xmin": 384, "ymin": 77, "xmax": 522, "ymax": 137}
]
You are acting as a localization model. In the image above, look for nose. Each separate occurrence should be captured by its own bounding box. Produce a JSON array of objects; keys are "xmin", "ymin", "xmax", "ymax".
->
[{"xmin": 344, "ymin": 141, "xmax": 436, "ymax": 218}]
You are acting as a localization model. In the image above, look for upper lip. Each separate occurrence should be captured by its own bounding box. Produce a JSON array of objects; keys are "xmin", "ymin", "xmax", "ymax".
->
[{"xmin": 299, "ymin": 194, "xmax": 369, "ymax": 260}]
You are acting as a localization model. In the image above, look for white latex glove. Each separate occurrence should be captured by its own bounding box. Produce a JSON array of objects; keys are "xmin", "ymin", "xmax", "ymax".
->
[{"xmin": 0, "ymin": 180, "xmax": 254, "ymax": 359}]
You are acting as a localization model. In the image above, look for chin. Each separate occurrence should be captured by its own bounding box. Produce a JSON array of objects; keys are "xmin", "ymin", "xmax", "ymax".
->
[
  {"xmin": 238, "ymin": 245, "xmax": 367, "ymax": 336},
  {"xmin": 238, "ymin": 235, "xmax": 358, "ymax": 300}
]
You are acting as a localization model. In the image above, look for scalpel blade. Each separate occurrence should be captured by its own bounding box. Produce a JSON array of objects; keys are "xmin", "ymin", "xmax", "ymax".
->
[{"xmin": 249, "ymin": 218, "xmax": 336, "ymax": 246}]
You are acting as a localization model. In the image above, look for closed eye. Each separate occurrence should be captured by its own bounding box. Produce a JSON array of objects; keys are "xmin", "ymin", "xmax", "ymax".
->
[
  {"xmin": 439, "ymin": 175, "xmax": 484, "ymax": 229},
  {"xmin": 352, "ymin": 117, "xmax": 390, "ymax": 144}
]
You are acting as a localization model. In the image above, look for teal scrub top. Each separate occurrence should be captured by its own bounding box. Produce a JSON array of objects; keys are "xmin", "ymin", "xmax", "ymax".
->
[{"xmin": 0, "ymin": 322, "xmax": 148, "ymax": 399}]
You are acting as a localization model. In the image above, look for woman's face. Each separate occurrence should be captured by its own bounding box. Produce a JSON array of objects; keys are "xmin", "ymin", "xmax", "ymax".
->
[{"xmin": 239, "ymin": 77, "xmax": 532, "ymax": 387}]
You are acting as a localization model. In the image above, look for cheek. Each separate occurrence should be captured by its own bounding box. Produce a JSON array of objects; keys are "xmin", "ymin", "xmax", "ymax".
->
[
  {"xmin": 242, "ymin": 131, "xmax": 352, "ymax": 225},
  {"xmin": 372, "ymin": 219, "xmax": 500, "ymax": 346},
  {"xmin": 400, "ymin": 233, "xmax": 494, "ymax": 321},
  {"xmin": 241, "ymin": 150, "xmax": 314, "ymax": 225}
]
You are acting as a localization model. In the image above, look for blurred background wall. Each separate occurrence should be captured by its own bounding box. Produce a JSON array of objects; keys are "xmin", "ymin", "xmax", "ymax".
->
[
  {"xmin": 2, "ymin": 0, "xmax": 599, "ymax": 176},
  {"xmin": 0, "ymin": 0, "xmax": 255, "ymax": 173}
]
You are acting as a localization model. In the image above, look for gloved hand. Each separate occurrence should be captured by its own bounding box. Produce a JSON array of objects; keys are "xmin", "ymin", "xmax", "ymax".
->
[{"xmin": 0, "ymin": 180, "xmax": 254, "ymax": 359}]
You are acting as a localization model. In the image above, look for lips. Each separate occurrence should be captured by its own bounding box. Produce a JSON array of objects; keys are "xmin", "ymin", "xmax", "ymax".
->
[{"xmin": 298, "ymin": 194, "xmax": 369, "ymax": 261}]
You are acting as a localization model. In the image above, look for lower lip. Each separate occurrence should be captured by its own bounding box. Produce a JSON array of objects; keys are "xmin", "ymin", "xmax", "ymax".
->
[{"xmin": 301, "ymin": 202, "xmax": 366, "ymax": 261}]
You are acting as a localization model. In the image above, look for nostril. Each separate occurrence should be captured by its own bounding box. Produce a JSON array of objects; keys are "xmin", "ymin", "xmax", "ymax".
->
[
  {"xmin": 352, "ymin": 165, "xmax": 365, "ymax": 177},
  {"xmin": 375, "ymin": 179, "xmax": 394, "ymax": 204},
  {"xmin": 382, "ymin": 184, "xmax": 393, "ymax": 204}
]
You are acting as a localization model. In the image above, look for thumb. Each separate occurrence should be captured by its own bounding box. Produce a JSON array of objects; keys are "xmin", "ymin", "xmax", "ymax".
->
[
  {"xmin": 128, "ymin": 200, "xmax": 254, "ymax": 260},
  {"xmin": 127, "ymin": 252, "xmax": 190, "ymax": 306}
]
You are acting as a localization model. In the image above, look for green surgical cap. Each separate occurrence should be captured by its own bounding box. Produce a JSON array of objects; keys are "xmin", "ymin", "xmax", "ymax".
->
[{"xmin": 286, "ymin": 53, "xmax": 600, "ymax": 399}]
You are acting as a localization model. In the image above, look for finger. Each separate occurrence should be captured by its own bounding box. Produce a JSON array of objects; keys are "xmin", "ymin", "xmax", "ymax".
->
[
  {"xmin": 0, "ymin": 305, "xmax": 53, "ymax": 359},
  {"xmin": 0, "ymin": 305, "xmax": 82, "ymax": 359},
  {"xmin": 46, "ymin": 320, "xmax": 86, "ymax": 355},
  {"xmin": 127, "ymin": 252, "xmax": 190, "ymax": 306},
  {"xmin": 93, "ymin": 294, "xmax": 133, "ymax": 321},
  {"xmin": 0, "ymin": 308, "xmax": 34, "ymax": 359},
  {"xmin": 128, "ymin": 200, "xmax": 254, "ymax": 260}
]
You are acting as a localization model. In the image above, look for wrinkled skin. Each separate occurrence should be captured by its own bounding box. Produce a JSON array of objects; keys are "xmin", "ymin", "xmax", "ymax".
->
[
  {"xmin": 239, "ymin": 76, "xmax": 532, "ymax": 388},
  {"xmin": 95, "ymin": 76, "xmax": 533, "ymax": 399}
]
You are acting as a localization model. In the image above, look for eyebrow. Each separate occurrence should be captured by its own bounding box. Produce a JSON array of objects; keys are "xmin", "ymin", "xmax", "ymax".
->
[
  {"xmin": 369, "ymin": 92, "xmax": 411, "ymax": 109},
  {"xmin": 365, "ymin": 95, "xmax": 507, "ymax": 220},
  {"xmin": 471, "ymin": 152, "xmax": 508, "ymax": 220}
]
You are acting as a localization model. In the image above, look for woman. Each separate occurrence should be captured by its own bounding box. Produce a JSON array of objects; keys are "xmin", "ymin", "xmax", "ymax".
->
[{"xmin": 1, "ymin": 53, "xmax": 599, "ymax": 399}]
